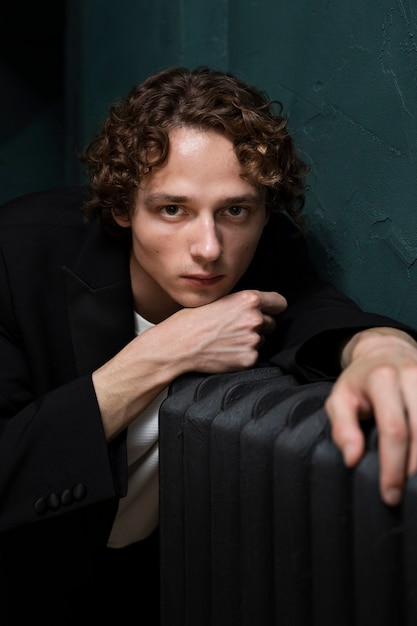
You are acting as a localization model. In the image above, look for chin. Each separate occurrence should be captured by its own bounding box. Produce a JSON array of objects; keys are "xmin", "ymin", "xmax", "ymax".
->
[{"xmin": 180, "ymin": 293, "xmax": 224, "ymax": 308}]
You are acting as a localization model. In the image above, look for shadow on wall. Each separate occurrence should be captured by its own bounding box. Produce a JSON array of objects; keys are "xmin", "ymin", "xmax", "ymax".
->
[{"xmin": 0, "ymin": 1, "xmax": 66, "ymax": 205}]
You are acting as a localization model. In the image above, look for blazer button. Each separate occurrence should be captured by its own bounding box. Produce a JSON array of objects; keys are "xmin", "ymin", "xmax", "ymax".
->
[
  {"xmin": 73, "ymin": 483, "xmax": 87, "ymax": 501},
  {"xmin": 47, "ymin": 492, "xmax": 61, "ymax": 510},
  {"xmin": 60, "ymin": 488, "xmax": 73, "ymax": 506},
  {"xmin": 34, "ymin": 497, "xmax": 47, "ymax": 515}
]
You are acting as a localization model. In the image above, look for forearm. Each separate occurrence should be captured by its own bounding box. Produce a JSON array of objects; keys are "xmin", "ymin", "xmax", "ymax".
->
[{"xmin": 93, "ymin": 324, "xmax": 190, "ymax": 440}]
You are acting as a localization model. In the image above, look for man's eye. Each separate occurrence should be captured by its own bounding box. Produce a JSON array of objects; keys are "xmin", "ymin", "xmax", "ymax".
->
[
  {"xmin": 227, "ymin": 206, "xmax": 246, "ymax": 217},
  {"xmin": 161, "ymin": 205, "xmax": 180, "ymax": 216}
]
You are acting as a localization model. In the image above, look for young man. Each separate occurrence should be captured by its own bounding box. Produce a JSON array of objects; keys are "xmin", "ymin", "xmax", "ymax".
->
[{"xmin": 0, "ymin": 66, "xmax": 416, "ymax": 622}]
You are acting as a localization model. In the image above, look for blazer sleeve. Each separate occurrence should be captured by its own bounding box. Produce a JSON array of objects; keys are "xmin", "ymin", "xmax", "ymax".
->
[
  {"xmin": 267, "ymin": 278, "xmax": 417, "ymax": 381},
  {"xmin": 0, "ymin": 246, "xmax": 126, "ymax": 534}
]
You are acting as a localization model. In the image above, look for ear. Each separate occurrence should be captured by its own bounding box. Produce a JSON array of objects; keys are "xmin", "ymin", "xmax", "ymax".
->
[{"xmin": 112, "ymin": 210, "xmax": 131, "ymax": 229}]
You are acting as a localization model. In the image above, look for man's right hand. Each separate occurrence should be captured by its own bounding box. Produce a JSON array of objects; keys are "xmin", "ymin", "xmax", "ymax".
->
[
  {"xmin": 93, "ymin": 290, "xmax": 287, "ymax": 440},
  {"xmin": 169, "ymin": 289, "xmax": 287, "ymax": 373}
]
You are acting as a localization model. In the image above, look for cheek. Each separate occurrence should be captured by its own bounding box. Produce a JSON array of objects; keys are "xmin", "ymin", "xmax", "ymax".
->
[
  {"xmin": 133, "ymin": 233, "xmax": 175, "ymax": 269},
  {"xmin": 227, "ymin": 240, "xmax": 259, "ymax": 274},
  {"xmin": 239, "ymin": 229, "xmax": 264, "ymax": 254},
  {"xmin": 231, "ymin": 229, "xmax": 264, "ymax": 267}
]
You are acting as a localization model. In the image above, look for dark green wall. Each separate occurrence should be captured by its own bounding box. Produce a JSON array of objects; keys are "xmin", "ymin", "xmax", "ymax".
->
[
  {"xmin": 0, "ymin": 2, "xmax": 66, "ymax": 202},
  {"xmin": 1, "ymin": 0, "xmax": 416, "ymax": 327}
]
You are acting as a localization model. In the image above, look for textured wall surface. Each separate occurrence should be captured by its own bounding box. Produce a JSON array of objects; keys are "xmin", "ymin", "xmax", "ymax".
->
[
  {"xmin": 1, "ymin": 0, "xmax": 416, "ymax": 325},
  {"xmin": 222, "ymin": 1, "xmax": 417, "ymax": 325},
  {"xmin": 248, "ymin": 2, "xmax": 417, "ymax": 326}
]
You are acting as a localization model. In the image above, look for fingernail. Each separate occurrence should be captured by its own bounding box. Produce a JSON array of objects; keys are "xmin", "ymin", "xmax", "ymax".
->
[{"xmin": 384, "ymin": 487, "xmax": 401, "ymax": 506}]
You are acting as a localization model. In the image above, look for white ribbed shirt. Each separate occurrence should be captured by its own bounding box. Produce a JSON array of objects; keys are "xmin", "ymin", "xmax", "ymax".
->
[{"xmin": 107, "ymin": 312, "xmax": 166, "ymax": 548}]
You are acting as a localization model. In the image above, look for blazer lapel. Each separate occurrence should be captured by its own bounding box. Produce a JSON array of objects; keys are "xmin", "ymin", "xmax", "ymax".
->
[{"xmin": 63, "ymin": 220, "xmax": 134, "ymax": 376}]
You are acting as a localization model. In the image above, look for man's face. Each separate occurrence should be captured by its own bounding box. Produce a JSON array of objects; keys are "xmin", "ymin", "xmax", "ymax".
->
[{"xmin": 114, "ymin": 126, "xmax": 268, "ymax": 323}]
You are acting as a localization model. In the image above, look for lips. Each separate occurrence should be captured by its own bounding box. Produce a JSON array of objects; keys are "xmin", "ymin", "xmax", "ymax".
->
[{"xmin": 183, "ymin": 274, "xmax": 224, "ymax": 287}]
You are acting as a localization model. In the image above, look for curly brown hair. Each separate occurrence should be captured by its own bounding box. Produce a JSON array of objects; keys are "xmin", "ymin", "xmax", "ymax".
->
[{"xmin": 80, "ymin": 66, "xmax": 309, "ymax": 235}]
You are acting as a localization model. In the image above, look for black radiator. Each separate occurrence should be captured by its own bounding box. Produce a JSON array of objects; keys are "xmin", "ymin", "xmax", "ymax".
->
[{"xmin": 159, "ymin": 366, "xmax": 417, "ymax": 626}]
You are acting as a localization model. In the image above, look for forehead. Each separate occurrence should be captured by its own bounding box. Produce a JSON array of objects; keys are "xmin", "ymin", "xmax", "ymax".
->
[
  {"xmin": 165, "ymin": 126, "xmax": 240, "ymax": 169},
  {"xmin": 140, "ymin": 127, "xmax": 259, "ymax": 197}
]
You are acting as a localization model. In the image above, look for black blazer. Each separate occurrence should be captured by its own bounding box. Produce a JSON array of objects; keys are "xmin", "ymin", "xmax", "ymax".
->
[{"xmin": 0, "ymin": 187, "xmax": 413, "ymax": 619}]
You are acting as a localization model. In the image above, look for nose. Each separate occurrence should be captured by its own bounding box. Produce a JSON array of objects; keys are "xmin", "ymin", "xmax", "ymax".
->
[{"xmin": 189, "ymin": 215, "xmax": 223, "ymax": 262}]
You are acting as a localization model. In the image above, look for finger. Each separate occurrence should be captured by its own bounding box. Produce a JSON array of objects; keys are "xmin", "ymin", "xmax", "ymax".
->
[
  {"xmin": 258, "ymin": 291, "xmax": 287, "ymax": 315},
  {"xmin": 324, "ymin": 388, "xmax": 367, "ymax": 467},
  {"xmin": 367, "ymin": 370, "xmax": 408, "ymax": 506},
  {"xmin": 406, "ymin": 408, "xmax": 417, "ymax": 477},
  {"xmin": 398, "ymin": 367, "xmax": 417, "ymax": 476},
  {"xmin": 260, "ymin": 314, "xmax": 277, "ymax": 335}
]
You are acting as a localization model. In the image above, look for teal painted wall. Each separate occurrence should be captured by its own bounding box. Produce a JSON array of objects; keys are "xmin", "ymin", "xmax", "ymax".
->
[{"xmin": 1, "ymin": 0, "xmax": 416, "ymax": 326}]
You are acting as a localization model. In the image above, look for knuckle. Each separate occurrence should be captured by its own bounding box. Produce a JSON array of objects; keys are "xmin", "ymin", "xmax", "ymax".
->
[
  {"xmin": 368, "ymin": 364, "xmax": 396, "ymax": 386},
  {"xmin": 243, "ymin": 309, "xmax": 263, "ymax": 329},
  {"xmin": 242, "ymin": 354, "xmax": 257, "ymax": 368},
  {"xmin": 380, "ymin": 417, "xmax": 408, "ymax": 443},
  {"xmin": 401, "ymin": 364, "xmax": 417, "ymax": 385},
  {"xmin": 241, "ymin": 289, "xmax": 261, "ymax": 308}
]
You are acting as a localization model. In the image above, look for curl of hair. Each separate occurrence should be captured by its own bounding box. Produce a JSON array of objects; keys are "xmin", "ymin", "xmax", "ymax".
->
[{"xmin": 80, "ymin": 66, "xmax": 309, "ymax": 235}]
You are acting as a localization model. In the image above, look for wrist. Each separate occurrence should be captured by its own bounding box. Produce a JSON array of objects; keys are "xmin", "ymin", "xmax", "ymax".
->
[{"xmin": 341, "ymin": 327, "xmax": 417, "ymax": 368}]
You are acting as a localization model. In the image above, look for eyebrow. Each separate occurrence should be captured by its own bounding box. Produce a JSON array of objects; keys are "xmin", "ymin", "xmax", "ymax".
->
[{"xmin": 144, "ymin": 193, "xmax": 261, "ymax": 204}]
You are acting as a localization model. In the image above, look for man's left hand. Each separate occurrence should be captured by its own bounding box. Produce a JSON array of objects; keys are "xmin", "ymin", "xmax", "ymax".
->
[{"xmin": 325, "ymin": 327, "xmax": 417, "ymax": 506}]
